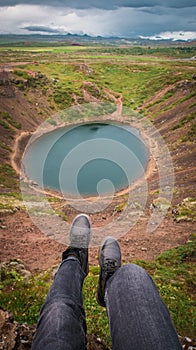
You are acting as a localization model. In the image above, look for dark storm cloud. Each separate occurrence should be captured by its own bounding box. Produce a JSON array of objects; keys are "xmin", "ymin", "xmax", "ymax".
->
[
  {"xmin": 22, "ymin": 25, "xmax": 62, "ymax": 33},
  {"xmin": 0, "ymin": 0, "xmax": 195, "ymax": 9}
]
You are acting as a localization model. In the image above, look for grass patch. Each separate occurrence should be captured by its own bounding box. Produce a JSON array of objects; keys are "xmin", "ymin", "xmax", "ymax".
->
[
  {"xmin": 0, "ymin": 111, "xmax": 21, "ymax": 129},
  {"xmin": 14, "ymin": 69, "xmax": 32, "ymax": 80},
  {"xmin": 0, "ymin": 164, "xmax": 19, "ymax": 191},
  {"xmin": 0, "ymin": 238, "xmax": 195, "ymax": 347},
  {"xmin": 83, "ymin": 267, "xmax": 111, "ymax": 345},
  {"xmin": 0, "ymin": 194, "xmax": 24, "ymax": 211},
  {"xmin": 163, "ymin": 92, "xmax": 196, "ymax": 112},
  {"xmin": 0, "ymin": 119, "xmax": 15, "ymax": 133},
  {"xmin": 8, "ymin": 49, "xmax": 194, "ymax": 111},
  {"xmin": 172, "ymin": 112, "xmax": 196, "ymax": 131},
  {"xmin": 174, "ymin": 197, "xmax": 196, "ymax": 222},
  {"xmin": 0, "ymin": 44, "xmax": 196, "ymax": 59},
  {"xmin": 0, "ymin": 267, "xmax": 52, "ymax": 324},
  {"xmin": 181, "ymin": 123, "xmax": 196, "ymax": 142},
  {"xmin": 0, "ymin": 141, "xmax": 12, "ymax": 152},
  {"xmin": 147, "ymin": 89, "xmax": 176, "ymax": 109}
]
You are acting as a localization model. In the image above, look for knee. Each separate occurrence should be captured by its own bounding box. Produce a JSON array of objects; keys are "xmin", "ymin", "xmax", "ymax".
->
[
  {"xmin": 111, "ymin": 263, "xmax": 150, "ymax": 287},
  {"xmin": 120, "ymin": 263, "xmax": 147, "ymax": 277}
]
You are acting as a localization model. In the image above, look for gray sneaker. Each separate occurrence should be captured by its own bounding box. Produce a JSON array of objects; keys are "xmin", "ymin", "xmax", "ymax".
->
[
  {"xmin": 97, "ymin": 237, "xmax": 121, "ymax": 307},
  {"xmin": 62, "ymin": 214, "xmax": 91, "ymax": 275}
]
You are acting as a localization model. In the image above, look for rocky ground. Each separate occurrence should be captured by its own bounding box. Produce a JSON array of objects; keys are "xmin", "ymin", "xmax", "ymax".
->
[
  {"xmin": 0, "ymin": 308, "xmax": 195, "ymax": 350},
  {"xmin": 0, "ymin": 308, "xmax": 110, "ymax": 350},
  {"xmin": 0, "ymin": 208, "xmax": 194, "ymax": 273}
]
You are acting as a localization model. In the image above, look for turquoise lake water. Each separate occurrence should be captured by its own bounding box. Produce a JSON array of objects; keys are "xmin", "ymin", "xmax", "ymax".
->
[{"xmin": 23, "ymin": 123, "xmax": 149, "ymax": 197}]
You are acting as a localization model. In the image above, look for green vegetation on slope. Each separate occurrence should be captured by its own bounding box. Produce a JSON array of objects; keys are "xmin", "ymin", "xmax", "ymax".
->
[
  {"xmin": 0, "ymin": 237, "xmax": 195, "ymax": 347},
  {"xmin": 0, "ymin": 111, "xmax": 21, "ymax": 130},
  {"xmin": 0, "ymin": 44, "xmax": 192, "ymax": 111},
  {"xmin": 0, "ymin": 164, "xmax": 19, "ymax": 191},
  {"xmin": 21, "ymin": 58, "xmax": 195, "ymax": 110}
]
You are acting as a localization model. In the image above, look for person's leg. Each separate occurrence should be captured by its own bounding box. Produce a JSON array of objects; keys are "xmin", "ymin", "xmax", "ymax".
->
[
  {"xmin": 106, "ymin": 264, "xmax": 182, "ymax": 350},
  {"xmin": 97, "ymin": 237, "xmax": 182, "ymax": 350},
  {"xmin": 32, "ymin": 258, "xmax": 86, "ymax": 350},
  {"xmin": 32, "ymin": 214, "xmax": 91, "ymax": 350}
]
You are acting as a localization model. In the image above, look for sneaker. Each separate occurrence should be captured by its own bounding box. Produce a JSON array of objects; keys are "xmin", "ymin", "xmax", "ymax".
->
[
  {"xmin": 62, "ymin": 214, "xmax": 91, "ymax": 275},
  {"xmin": 97, "ymin": 237, "xmax": 121, "ymax": 307}
]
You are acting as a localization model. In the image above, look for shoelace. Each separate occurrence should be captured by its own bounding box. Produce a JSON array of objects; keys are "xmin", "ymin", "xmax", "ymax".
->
[{"xmin": 104, "ymin": 259, "xmax": 118, "ymax": 278}]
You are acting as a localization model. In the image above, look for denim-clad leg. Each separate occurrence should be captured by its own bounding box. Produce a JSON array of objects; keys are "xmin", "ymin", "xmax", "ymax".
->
[
  {"xmin": 105, "ymin": 264, "xmax": 182, "ymax": 350},
  {"xmin": 31, "ymin": 258, "xmax": 86, "ymax": 350}
]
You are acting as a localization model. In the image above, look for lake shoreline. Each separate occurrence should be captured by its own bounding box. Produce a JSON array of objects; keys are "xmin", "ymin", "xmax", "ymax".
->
[{"xmin": 12, "ymin": 115, "xmax": 156, "ymax": 202}]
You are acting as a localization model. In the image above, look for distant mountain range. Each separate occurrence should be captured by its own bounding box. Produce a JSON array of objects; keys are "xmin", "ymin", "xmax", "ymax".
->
[{"xmin": 0, "ymin": 33, "xmax": 195, "ymax": 46}]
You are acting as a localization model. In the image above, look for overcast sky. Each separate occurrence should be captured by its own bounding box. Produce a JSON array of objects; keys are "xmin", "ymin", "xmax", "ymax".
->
[{"xmin": 0, "ymin": 0, "xmax": 195, "ymax": 40}]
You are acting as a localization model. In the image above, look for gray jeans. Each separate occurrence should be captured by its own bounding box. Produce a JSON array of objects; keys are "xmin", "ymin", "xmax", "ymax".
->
[{"xmin": 32, "ymin": 258, "xmax": 182, "ymax": 350}]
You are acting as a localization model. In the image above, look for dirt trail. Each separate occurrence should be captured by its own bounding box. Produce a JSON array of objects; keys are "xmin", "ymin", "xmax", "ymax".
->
[
  {"xmin": 141, "ymin": 84, "xmax": 176, "ymax": 108},
  {"xmin": 0, "ymin": 62, "xmax": 37, "ymax": 69},
  {"xmin": 10, "ymin": 131, "xmax": 31, "ymax": 175}
]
